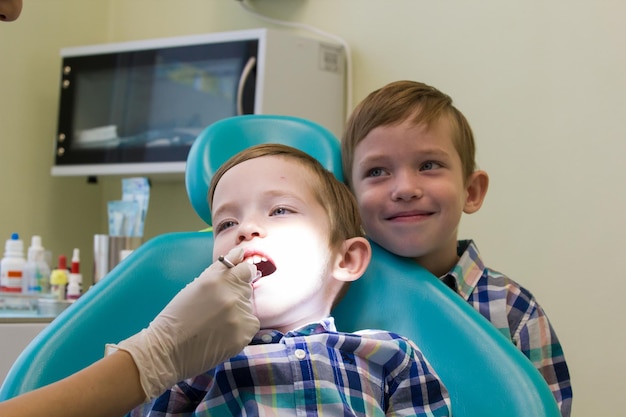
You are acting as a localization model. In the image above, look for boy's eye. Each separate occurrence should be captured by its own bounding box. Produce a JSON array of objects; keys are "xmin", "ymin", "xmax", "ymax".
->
[
  {"xmin": 215, "ymin": 220, "xmax": 237, "ymax": 233},
  {"xmin": 366, "ymin": 167, "xmax": 385, "ymax": 178},
  {"xmin": 271, "ymin": 207, "xmax": 293, "ymax": 216},
  {"xmin": 421, "ymin": 161, "xmax": 442, "ymax": 171}
]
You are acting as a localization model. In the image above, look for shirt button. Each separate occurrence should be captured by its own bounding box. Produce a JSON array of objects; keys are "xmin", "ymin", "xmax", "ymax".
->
[
  {"xmin": 261, "ymin": 334, "xmax": 273, "ymax": 343},
  {"xmin": 294, "ymin": 349, "xmax": 306, "ymax": 360}
]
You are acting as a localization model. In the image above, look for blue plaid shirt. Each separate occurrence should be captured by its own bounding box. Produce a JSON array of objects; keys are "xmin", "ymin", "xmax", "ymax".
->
[
  {"xmin": 444, "ymin": 240, "xmax": 572, "ymax": 417},
  {"xmin": 133, "ymin": 318, "xmax": 451, "ymax": 416}
]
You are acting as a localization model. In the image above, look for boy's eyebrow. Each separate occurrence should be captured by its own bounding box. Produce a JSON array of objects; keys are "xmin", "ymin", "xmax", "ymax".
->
[
  {"xmin": 414, "ymin": 147, "xmax": 452, "ymax": 158},
  {"xmin": 256, "ymin": 189, "xmax": 310, "ymax": 207},
  {"xmin": 358, "ymin": 147, "xmax": 452, "ymax": 165},
  {"xmin": 212, "ymin": 200, "xmax": 238, "ymax": 220},
  {"xmin": 355, "ymin": 152, "xmax": 392, "ymax": 166},
  {"xmin": 266, "ymin": 188, "xmax": 308, "ymax": 200}
]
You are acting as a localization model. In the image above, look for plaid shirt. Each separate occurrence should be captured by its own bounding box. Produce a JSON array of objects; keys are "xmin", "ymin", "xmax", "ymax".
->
[
  {"xmin": 133, "ymin": 318, "xmax": 451, "ymax": 417},
  {"xmin": 443, "ymin": 240, "xmax": 572, "ymax": 417}
]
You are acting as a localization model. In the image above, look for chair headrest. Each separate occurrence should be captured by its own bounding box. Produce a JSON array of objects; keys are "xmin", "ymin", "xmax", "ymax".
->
[{"xmin": 185, "ymin": 115, "xmax": 343, "ymax": 226}]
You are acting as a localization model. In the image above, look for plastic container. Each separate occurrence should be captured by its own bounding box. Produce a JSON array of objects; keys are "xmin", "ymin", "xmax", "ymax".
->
[
  {"xmin": 50, "ymin": 255, "xmax": 69, "ymax": 300},
  {"xmin": 66, "ymin": 275, "xmax": 82, "ymax": 300},
  {"xmin": 67, "ymin": 248, "xmax": 83, "ymax": 300},
  {"xmin": 37, "ymin": 297, "xmax": 73, "ymax": 316},
  {"xmin": 0, "ymin": 233, "xmax": 26, "ymax": 293},
  {"xmin": 22, "ymin": 235, "xmax": 51, "ymax": 294}
]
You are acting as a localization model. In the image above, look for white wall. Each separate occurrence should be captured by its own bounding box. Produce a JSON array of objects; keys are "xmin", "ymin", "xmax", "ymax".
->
[
  {"xmin": 0, "ymin": 0, "xmax": 112, "ymax": 290},
  {"xmin": 2, "ymin": 1, "xmax": 624, "ymax": 415}
]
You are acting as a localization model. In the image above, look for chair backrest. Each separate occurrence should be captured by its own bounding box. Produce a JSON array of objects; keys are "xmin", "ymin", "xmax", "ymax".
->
[
  {"xmin": 186, "ymin": 115, "xmax": 343, "ymax": 226},
  {"xmin": 0, "ymin": 115, "xmax": 559, "ymax": 417}
]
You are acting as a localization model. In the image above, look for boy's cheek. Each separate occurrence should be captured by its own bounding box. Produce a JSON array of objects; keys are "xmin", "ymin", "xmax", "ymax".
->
[
  {"xmin": 350, "ymin": 180, "xmax": 370, "ymax": 201},
  {"xmin": 353, "ymin": 185, "xmax": 382, "ymax": 208}
]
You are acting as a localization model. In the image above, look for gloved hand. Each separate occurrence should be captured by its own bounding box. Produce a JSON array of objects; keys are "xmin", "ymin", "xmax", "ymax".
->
[{"xmin": 106, "ymin": 247, "xmax": 260, "ymax": 400}]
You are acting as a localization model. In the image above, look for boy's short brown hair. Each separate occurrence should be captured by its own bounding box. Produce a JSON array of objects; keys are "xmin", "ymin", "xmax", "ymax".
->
[
  {"xmin": 342, "ymin": 80, "xmax": 477, "ymax": 188},
  {"xmin": 209, "ymin": 143, "xmax": 364, "ymax": 249}
]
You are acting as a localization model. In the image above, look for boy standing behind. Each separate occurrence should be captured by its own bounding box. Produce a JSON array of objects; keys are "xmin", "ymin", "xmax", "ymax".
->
[{"xmin": 342, "ymin": 80, "xmax": 572, "ymax": 416}]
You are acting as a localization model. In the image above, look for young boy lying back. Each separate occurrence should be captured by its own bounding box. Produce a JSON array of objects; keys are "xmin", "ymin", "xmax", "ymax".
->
[{"xmin": 133, "ymin": 143, "xmax": 452, "ymax": 416}]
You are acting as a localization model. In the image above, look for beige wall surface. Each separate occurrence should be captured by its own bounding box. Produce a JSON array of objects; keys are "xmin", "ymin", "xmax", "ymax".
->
[
  {"xmin": 2, "ymin": 0, "xmax": 624, "ymax": 415},
  {"xmin": 0, "ymin": 1, "xmax": 111, "ymax": 287}
]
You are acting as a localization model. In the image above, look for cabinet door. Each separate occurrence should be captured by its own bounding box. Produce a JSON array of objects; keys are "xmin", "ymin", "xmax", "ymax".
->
[{"xmin": 0, "ymin": 322, "xmax": 49, "ymax": 383}]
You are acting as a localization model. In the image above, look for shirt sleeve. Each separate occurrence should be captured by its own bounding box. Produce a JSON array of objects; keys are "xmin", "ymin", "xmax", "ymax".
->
[
  {"xmin": 508, "ymin": 285, "xmax": 573, "ymax": 417},
  {"xmin": 137, "ymin": 378, "xmax": 206, "ymax": 417},
  {"xmin": 385, "ymin": 338, "xmax": 452, "ymax": 417}
]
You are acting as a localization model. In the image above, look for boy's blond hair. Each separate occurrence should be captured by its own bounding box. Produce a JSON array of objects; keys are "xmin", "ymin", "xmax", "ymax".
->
[
  {"xmin": 342, "ymin": 80, "xmax": 477, "ymax": 188},
  {"xmin": 209, "ymin": 143, "xmax": 364, "ymax": 249}
]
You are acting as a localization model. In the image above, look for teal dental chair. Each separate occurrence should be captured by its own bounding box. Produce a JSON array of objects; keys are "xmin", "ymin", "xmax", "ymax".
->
[{"xmin": 0, "ymin": 115, "xmax": 560, "ymax": 417}]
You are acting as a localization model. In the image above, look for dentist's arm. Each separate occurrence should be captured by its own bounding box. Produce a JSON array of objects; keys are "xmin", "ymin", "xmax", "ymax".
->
[
  {"xmin": 0, "ymin": 247, "xmax": 259, "ymax": 417},
  {"xmin": 0, "ymin": 349, "xmax": 145, "ymax": 417}
]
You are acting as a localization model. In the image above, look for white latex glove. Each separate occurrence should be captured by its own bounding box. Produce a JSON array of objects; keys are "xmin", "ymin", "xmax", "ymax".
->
[{"xmin": 106, "ymin": 247, "xmax": 260, "ymax": 400}]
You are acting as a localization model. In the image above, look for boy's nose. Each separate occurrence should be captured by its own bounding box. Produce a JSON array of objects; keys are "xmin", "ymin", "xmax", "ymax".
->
[
  {"xmin": 391, "ymin": 173, "xmax": 423, "ymax": 202},
  {"xmin": 237, "ymin": 221, "xmax": 265, "ymax": 243}
]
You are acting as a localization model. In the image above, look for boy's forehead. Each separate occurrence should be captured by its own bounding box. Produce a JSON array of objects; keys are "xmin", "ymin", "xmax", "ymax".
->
[
  {"xmin": 360, "ymin": 115, "xmax": 455, "ymax": 146},
  {"xmin": 357, "ymin": 110, "xmax": 446, "ymax": 145},
  {"xmin": 395, "ymin": 111, "xmax": 452, "ymax": 134},
  {"xmin": 216, "ymin": 155, "xmax": 318, "ymax": 195}
]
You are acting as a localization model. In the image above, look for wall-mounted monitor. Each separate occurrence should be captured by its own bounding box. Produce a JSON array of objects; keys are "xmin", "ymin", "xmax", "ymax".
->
[{"xmin": 51, "ymin": 28, "xmax": 346, "ymax": 177}]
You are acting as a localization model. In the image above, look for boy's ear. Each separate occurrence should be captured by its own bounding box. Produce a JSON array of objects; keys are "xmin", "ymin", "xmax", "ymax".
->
[
  {"xmin": 332, "ymin": 237, "xmax": 371, "ymax": 282},
  {"xmin": 464, "ymin": 169, "xmax": 489, "ymax": 214}
]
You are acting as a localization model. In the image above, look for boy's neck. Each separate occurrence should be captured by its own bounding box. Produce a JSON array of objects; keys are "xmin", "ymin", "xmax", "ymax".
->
[{"xmin": 414, "ymin": 246, "xmax": 460, "ymax": 278}]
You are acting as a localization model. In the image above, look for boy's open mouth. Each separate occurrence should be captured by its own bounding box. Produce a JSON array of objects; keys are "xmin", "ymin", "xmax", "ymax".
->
[{"xmin": 245, "ymin": 255, "xmax": 277, "ymax": 279}]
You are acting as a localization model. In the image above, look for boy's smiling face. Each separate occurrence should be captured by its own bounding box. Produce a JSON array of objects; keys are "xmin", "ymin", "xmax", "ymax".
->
[
  {"xmin": 351, "ymin": 117, "xmax": 477, "ymax": 277},
  {"xmin": 211, "ymin": 155, "xmax": 340, "ymax": 333}
]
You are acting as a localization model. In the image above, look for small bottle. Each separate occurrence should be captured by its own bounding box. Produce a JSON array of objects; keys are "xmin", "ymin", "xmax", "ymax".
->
[
  {"xmin": 0, "ymin": 233, "xmax": 26, "ymax": 293},
  {"xmin": 67, "ymin": 248, "xmax": 83, "ymax": 300},
  {"xmin": 23, "ymin": 235, "xmax": 51, "ymax": 294},
  {"xmin": 50, "ymin": 255, "xmax": 69, "ymax": 300}
]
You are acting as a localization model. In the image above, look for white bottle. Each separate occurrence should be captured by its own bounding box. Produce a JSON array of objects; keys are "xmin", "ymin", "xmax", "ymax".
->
[
  {"xmin": 23, "ymin": 235, "xmax": 51, "ymax": 294},
  {"xmin": 67, "ymin": 248, "xmax": 83, "ymax": 300},
  {"xmin": 0, "ymin": 233, "xmax": 26, "ymax": 293}
]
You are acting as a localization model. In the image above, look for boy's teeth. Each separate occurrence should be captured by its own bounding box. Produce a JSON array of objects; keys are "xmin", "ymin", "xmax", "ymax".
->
[{"xmin": 245, "ymin": 255, "xmax": 268, "ymax": 265}]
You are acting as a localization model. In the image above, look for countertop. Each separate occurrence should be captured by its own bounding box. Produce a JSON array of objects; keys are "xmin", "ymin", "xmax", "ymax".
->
[{"xmin": 0, "ymin": 312, "xmax": 56, "ymax": 323}]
